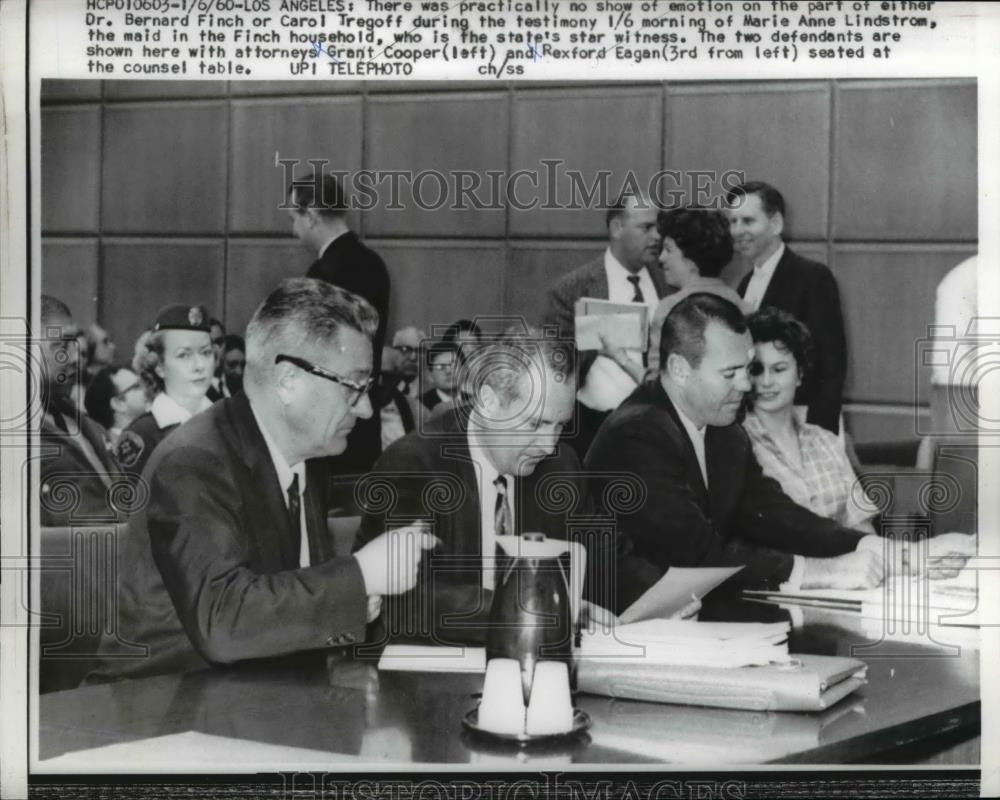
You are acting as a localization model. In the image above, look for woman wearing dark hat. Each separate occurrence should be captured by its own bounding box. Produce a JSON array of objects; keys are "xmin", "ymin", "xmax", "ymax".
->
[{"xmin": 115, "ymin": 304, "xmax": 215, "ymax": 482}]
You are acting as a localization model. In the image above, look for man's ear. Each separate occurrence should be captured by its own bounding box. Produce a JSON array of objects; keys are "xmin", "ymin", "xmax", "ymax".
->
[
  {"xmin": 768, "ymin": 210, "xmax": 785, "ymax": 238},
  {"xmin": 109, "ymin": 395, "xmax": 125, "ymax": 415},
  {"xmin": 275, "ymin": 362, "xmax": 297, "ymax": 405},
  {"xmin": 665, "ymin": 352, "xmax": 691, "ymax": 383},
  {"xmin": 477, "ymin": 382, "xmax": 501, "ymax": 418}
]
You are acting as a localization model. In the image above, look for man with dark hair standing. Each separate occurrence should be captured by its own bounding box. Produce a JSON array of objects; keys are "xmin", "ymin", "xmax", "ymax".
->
[
  {"xmin": 586, "ymin": 293, "xmax": 973, "ymax": 613},
  {"xmin": 84, "ymin": 364, "xmax": 148, "ymax": 452},
  {"xmin": 725, "ymin": 181, "xmax": 847, "ymax": 434},
  {"xmin": 206, "ymin": 318, "xmax": 227, "ymax": 401},
  {"xmin": 544, "ymin": 191, "xmax": 669, "ymax": 455},
  {"xmin": 88, "ymin": 279, "xmax": 434, "ymax": 682},
  {"xmin": 289, "ymin": 170, "xmax": 390, "ymax": 473}
]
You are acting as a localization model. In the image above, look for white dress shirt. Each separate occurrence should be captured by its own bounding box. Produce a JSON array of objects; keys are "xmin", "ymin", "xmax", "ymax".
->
[
  {"xmin": 741, "ymin": 242, "xmax": 785, "ymax": 311},
  {"xmin": 466, "ymin": 427, "xmax": 514, "ymax": 591},
  {"xmin": 578, "ymin": 249, "xmax": 661, "ymax": 412},
  {"xmin": 150, "ymin": 392, "xmax": 213, "ymax": 430},
  {"xmin": 250, "ymin": 402, "xmax": 308, "ymax": 567}
]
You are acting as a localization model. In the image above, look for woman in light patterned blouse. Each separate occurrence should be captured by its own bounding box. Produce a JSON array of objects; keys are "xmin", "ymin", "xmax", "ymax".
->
[{"xmin": 743, "ymin": 307, "xmax": 878, "ymax": 533}]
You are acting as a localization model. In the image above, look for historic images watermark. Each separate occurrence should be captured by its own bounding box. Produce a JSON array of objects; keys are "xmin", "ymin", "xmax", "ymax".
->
[{"xmin": 276, "ymin": 158, "xmax": 747, "ymax": 212}]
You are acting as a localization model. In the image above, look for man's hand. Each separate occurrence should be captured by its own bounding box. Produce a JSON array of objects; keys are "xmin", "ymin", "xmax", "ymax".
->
[
  {"xmin": 672, "ymin": 596, "xmax": 702, "ymax": 620},
  {"xmin": 802, "ymin": 549, "xmax": 884, "ymax": 590},
  {"xmin": 353, "ymin": 524, "xmax": 439, "ymax": 596},
  {"xmin": 923, "ymin": 532, "xmax": 976, "ymax": 580}
]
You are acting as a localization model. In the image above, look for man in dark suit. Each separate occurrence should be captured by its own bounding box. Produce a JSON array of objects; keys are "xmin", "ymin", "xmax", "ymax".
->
[
  {"xmin": 356, "ymin": 329, "xmax": 596, "ymax": 646},
  {"xmin": 289, "ymin": 170, "xmax": 391, "ymax": 473},
  {"xmin": 38, "ymin": 296, "xmax": 125, "ymax": 527},
  {"xmin": 544, "ymin": 191, "xmax": 670, "ymax": 456},
  {"xmin": 586, "ymin": 293, "xmax": 975, "ymax": 613},
  {"xmin": 726, "ymin": 181, "xmax": 847, "ymax": 434},
  {"xmin": 88, "ymin": 279, "xmax": 434, "ymax": 682}
]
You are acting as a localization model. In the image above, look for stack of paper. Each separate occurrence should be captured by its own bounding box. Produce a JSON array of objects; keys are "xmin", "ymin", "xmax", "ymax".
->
[
  {"xmin": 579, "ymin": 619, "xmax": 791, "ymax": 669},
  {"xmin": 574, "ymin": 297, "xmax": 648, "ymax": 351},
  {"xmin": 743, "ymin": 572, "xmax": 980, "ymax": 627}
]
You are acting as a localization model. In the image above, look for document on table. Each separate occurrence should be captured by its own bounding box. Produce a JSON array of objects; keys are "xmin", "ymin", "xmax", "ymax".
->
[
  {"xmin": 619, "ymin": 565, "xmax": 744, "ymax": 624},
  {"xmin": 377, "ymin": 645, "xmax": 487, "ymax": 673}
]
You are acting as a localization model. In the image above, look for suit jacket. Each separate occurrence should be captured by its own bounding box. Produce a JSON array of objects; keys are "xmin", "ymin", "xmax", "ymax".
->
[
  {"xmin": 308, "ymin": 231, "xmax": 391, "ymax": 473},
  {"xmin": 355, "ymin": 408, "xmax": 593, "ymax": 646},
  {"xmin": 39, "ymin": 398, "xmax": 123, "ymax": 526},
  {"xmin": 543, "ymin": 255, "xmax": 671, "ymax": 383},
  {"xmin": 88, "ymin": 392, "xmax": 367, "ymax": 682},
  {"xmin": 738, "ymin": 246, "xmax": 847, "ymax": 433},
  {"xmin": 584, "ymin": 381, "xmax": 865, "ymax": 613}
]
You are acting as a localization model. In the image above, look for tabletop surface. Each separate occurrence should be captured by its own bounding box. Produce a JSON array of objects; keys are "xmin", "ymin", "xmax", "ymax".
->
[{"xmin": 36, "ymin": 606, "xmax": 980, "ymax": 768}]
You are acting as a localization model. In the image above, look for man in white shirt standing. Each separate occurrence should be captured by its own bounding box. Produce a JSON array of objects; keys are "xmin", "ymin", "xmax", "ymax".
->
[{"xmin": 544, "ymin": 191, "xmax": 670, "ymax": 457}]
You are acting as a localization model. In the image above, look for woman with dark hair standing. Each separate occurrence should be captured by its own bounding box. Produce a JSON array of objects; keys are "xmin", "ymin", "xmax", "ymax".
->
[
  {"xmin": 115, "ymin": 305, "xmax": 215, "ymax": 482},
  {"xmin": 645, "ymin": 207, "xmax": 749, "ymax": 375},
  {"xmin": 744, "ymin": 307, "xmax": 877, "ymax": 533}
]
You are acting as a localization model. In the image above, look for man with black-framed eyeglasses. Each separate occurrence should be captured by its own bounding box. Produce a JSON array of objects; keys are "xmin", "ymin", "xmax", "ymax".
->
[{"xmin": 89, "ymin": 278, "xmax": 435, "ymax": 683}]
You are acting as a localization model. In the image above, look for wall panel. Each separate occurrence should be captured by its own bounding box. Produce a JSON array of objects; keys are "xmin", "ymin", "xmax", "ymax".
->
[
  {"xmin": 835, "ymin": 245, "xmax": 975, "ymax": 404},
  {"xmin": 835, "ymin": 81, "xmax": 977, "ymax": 241},
  {"xmin": 100, "ymin": 240, "xmax": 225, "ymax": 358},
  {"xmin": 102, "ymin": 102, "xmax": 228, "ymax": 234},
  {"xmin": 42, "ymin": 108, "xmax": 101, "ymax": 234},
  {"xmin": 41, "ymin": 239, "xmax": 100, "ymax": 329},
  {"xmin": 510, "ymin": 87, "xmax": 663, "ymax": 238},
  {"xmin": 506, "ymin": 244, "xmax": 606, "ymax": 327},
  {"xmin": 370, "ymin": 241, "xmax": 505, "ymax": 334},
  {"xmin": 366, "ymin": 94, "xmax": 508, "ymax": 238},
  {"xmin": 666, "ymin": 82, "xmax": 830, "ymax": 241},
  {"xmin": 229, "ymin": 97, "xmax": 363, "ymax": 234},
  {"xmin": 225, "ymin": 240, "xmax": 307, "ymax": 335}
]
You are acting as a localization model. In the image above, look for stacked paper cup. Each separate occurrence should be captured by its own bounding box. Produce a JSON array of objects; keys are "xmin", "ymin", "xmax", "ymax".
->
[{"xmin": 478, "ymin": 659, "xmax": 575, "ymax": 737}]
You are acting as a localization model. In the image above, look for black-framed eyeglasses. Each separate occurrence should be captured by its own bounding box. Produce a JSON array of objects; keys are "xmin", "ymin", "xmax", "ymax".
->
[{"xmin": 275, "ymin": 354, "xmax": 374, "ymax": 407}]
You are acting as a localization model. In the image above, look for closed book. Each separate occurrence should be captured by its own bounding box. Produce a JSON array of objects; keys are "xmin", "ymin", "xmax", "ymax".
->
[{"xmin": 576, "ymin": 653, "xmax": 866, "ymax": 712}]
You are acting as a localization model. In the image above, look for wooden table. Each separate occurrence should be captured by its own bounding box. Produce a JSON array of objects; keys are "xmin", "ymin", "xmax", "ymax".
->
[{"xmin": 36, "ymin": 606, "xmax": 980, "ymax": 768}]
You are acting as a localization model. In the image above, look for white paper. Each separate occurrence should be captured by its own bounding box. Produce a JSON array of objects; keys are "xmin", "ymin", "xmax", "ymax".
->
[
  {"xmin": 377, "ymin": 645, "xmax": 486, "ymax": 673},
  {"xmin": 619, "ymin": 566, "xmax": 744, "ymax": 624}
]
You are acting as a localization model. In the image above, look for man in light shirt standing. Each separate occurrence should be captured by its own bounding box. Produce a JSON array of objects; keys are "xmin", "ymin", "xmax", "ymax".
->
[
  {"xmin": 726, "ymin": 181, "xmax": 847, "ymax": 435},
  {"xmin": 544, "ymin": 191, "xmax": 670, "ymax": 457}
]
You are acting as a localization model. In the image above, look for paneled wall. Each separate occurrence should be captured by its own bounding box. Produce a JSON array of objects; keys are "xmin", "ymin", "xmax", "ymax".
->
[{"xmin": 41, "ymin": 78, "xmax": 977, "ymax": 443}]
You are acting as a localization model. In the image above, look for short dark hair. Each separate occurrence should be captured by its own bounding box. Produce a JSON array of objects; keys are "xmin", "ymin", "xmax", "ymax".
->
[
  {"xmin": 425, "ymin": 340, "xmax": 458, "ymax": 369},
  {"xmin": 288, "ymin": 170, "xmax": 348, "ymax": 217},
  {"xmin": 442, "ymin": 319, "xmax": 483, "ymax": 344},
  {"xmin": 41, "ymin": 295, "xmax": 72, "ymax": 325},
  {"xmin": 605, "ymin": 190, "xmax": 653, "ymax": 229},
  {"xmin": 660, "ymin": 292, "xmax": 748, "ymax": 370},
  {"xmin": 223, "ymin": 333, "xmax": 245, "ymax": 354},
  {"xmin": 84, "ymin": 364, "xmax": 119, "ymax": 429},
  {"xmin": 209, "ymin": 318, "xmax": 225, "ymax": 334},
  {"xmin": 475, "ymin": 325, "xmax": 576, "ymax": 405},
  {"xmin": 725, "ymin": 181, "xmax": 785, "ymax": 218},
  {"xmin": 747, "ymin": 306, "xmax": 814, "ymax": 381},
  {"xmin": 656, "ymin": 207, "xmax": 734, "ymax": 278}
]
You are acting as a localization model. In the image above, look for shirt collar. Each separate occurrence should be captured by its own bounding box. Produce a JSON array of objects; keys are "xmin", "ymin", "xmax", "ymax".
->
[
  {"xmin": 667, "ymin": 388, "xmax": 707, "ymax": 442},
  {"xmin": 605, "ymin": 248, "xmax": 647, "ymax": 284},
  {"xmin": 753, "ymin": 241, "xmax": 785, "ymax": 277},
  {"xmin": 150, "ymin": 392, "xmax": 212, "ymax": 429},
  {"xmin": 467, "ymin": 425, "xmax": 505, "ymax": 484},
  {"xmin": 249, "ymin": 399, "xmax": 306, "ymax": 498}
]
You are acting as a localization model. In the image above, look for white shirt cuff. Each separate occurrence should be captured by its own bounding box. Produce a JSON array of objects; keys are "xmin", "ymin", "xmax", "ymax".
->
[
  {"xmin": 855, "ymin": 534, "xmax": 884, "ymax": 556},
  {"xmin": 780, "ymin": 554, "xmax": 806, "ymax": 592}
]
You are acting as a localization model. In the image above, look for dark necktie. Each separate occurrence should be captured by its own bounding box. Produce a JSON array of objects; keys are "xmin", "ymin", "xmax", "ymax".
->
[
  {"xmin": 493, "ymin": 475, "xmax": 511, "ymax": 539},
  {"xmin": 287, "ymin": 473, "xmax": 303, "ymax": 560},
  {"xmin": 627, "ymin": 274, "xmax": 645, "ymax": 303}
]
